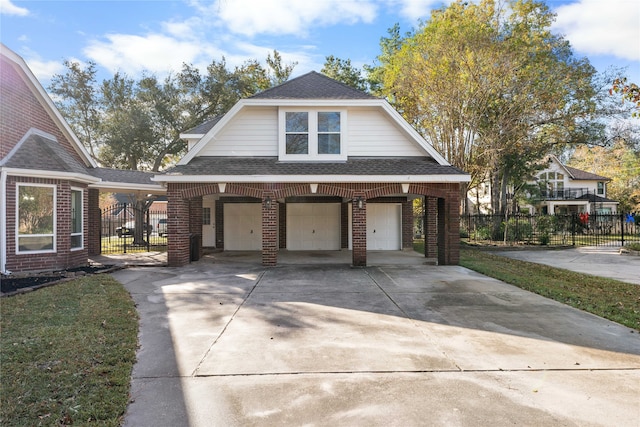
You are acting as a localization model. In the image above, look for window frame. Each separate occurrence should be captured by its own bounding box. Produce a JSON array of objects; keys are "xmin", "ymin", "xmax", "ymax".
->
[
  {"xmin": 16, "ymin": 183, "xmax": 57, "ymax": 254},
  {"xmin": 278, "ymin": 108, "xmax": 347, "ymax": 161},
  {"xmin": 70, "ymin": 187, "xmax": 84, "ymax": 251},
  {"xmin": 597, "ymin": 181, "xmax": 604, "ymax": 195}
]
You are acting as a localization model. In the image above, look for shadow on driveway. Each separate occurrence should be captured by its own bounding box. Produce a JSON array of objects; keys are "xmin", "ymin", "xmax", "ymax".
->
[{"xmin": 114, "ymin": 255, "xmax": 640, "ymax": 426}]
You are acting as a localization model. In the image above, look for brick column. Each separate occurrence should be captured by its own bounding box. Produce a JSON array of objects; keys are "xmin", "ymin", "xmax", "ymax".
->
[
  {"xmin": 215, "ymin": 200, "xmax": 224, "ymax": 249},
  {"xmin": 278, "ymin": 202, "xmax": 287, "ymax": 249},
  {"xmin": 351, "ymin": 194, "xmax": 367, "ymax": 266},
  {"xmin": 446, "ymin": 185, "xmax": 461, "ymax": 265},
  {"xmin": 262, "ymin": 193, "xmax": 278, "ymax": 266},
  {"xmin": 88, "ymin": 188, "xmax": 101, "ymax": 256},
  {"xmin": 341, "ymin": 202, "xmax": 349, "ymax": 249},
  {"xmin": 167, "ymin": 184, "xmax": 190, "ymax": 267},
  {"xmin": 425, "ymin": 196, "xmax": 437, "ymax": 258},
  {"xmin": 401, "ymin": 199, "xmax": 413, "ymax": 250}
]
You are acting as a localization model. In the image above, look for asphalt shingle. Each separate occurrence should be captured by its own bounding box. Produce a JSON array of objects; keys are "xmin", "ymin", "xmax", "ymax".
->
[{"xmin": 250, "ymin": 71, "xmax": 377, "ymax": 100}]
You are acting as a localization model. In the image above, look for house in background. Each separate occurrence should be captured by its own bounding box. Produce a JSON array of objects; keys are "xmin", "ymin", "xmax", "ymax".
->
[
  {"xmin": 0, "ymin": 44, "xmax": 164, "ymax": 274},
  {"xmin": 154, "ymin": 72, "xmax": 470, "ymax": 267},
  {"xmin": 467, "ymin": 155, "xmax": 618, "ymax": 215},
  {"xmin": 524, "ymin": 155, "xmax": 618, "ymax": 215}
]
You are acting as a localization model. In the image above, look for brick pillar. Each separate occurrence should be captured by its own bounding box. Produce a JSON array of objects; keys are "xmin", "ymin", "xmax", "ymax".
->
[
  {"xmin": 189, "ymin": 196, "xmax": 202, "ymax": 261},
  {"xmin": 425, "ymin": 196, "xmax": 437, "ymax": 258},
  {"xmin": 56, "ymin": 181, "xmax": 71, "ymax": 268},
  {"xmin": 351, "ymin": 194, "xmax": 367, "ymax": 266},
  {"xmin": 401, "ymin": 199, "xmax": 413, "ymax": 250},
  {"xmin": 215, "ymin": 200, "xmax": 224, "ymax": 249},
  {"xmin": 279, "ymin": 202, "xmax": 287, "ymax": 249},
  {"xmin": 262, "ymin": 193, "xmax": 278, "ymax": 266},
  {"xmin": 446, "ymin": 185, "xmax": 461, "ymax": 265},
  {"xmin": 168, "ymin": 184, "xmax": 190, "ymax": 267},
  {"xmin": 88, "ymin": 188, "xmax": 101, "ymax": 255}
]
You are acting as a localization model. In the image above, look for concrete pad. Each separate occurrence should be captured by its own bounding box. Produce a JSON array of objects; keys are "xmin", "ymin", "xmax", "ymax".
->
[
  {"xmin": 495, "ymin": 246, "xmax": 640, "ymax": 285},
  {"xmin": 116, "ymin": 254, "xmax": 640, "ymax": 426}
]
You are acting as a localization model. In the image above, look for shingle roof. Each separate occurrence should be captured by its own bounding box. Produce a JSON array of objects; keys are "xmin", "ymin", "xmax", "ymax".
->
[
  {"xmin": 575, "ymin": 193, "xmax": 617, "ymax": 203},
  {"xmin": 164, "ymin": 156, "xmax": 465, "ymax": 176},
  {"xmin": 89, "ymin": 167, "xmax": 158, "ymax": 185},
  {"xmin": 183, "ymin": 116, "xmax": 223, "ymax": 135},
  {"xmin": 564, "ymin": 165, "xmax": 610, "ymax": 181},
  {"xmin": 250, "ymin": 71, "xmax": 377, "ymax": 100},
  {"xmin": 2, "ymin": 133, "xmax": 89, "ymax": 175}
]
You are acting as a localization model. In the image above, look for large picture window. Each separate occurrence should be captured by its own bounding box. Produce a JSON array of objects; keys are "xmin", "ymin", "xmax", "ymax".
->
[
  {"xmin": 280, "ymin": 109, "xmax": 346, "ymax": 160},
  {"xmin": 71, "ymin": 189, "xmax": 83, "ymax": 250},
  {"xmin": 17, "ymin": 184, "xmax": 56, "ymax": 253}
]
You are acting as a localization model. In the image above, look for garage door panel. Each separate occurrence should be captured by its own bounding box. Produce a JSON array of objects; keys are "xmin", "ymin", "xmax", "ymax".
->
[
  {"xmin": 224, "ymin": 203, "xmax": 261, "ymax": 250},
  {"xmin": 287, "ymin": 203, "xmax": 340, "ymax": 250},
  {"xmin": 367, "ymin": 204, "xmax": 401, "ymax": 250}
]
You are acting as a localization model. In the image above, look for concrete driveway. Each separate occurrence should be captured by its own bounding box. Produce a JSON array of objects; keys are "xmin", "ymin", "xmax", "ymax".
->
[{"xmin": 113, "ymin": 252, "xmax": 640, "ymax": 426}]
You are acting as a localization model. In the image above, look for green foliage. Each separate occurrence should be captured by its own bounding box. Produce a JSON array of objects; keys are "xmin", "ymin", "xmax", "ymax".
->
[
  {"xmin": 501, "ymin": 217, "xmax": 533, "ymax": 242},
  {"xmin": 321, "ymin": 55, "xmax": 367, "ymax": 91},
  {"xmin": 1, "ymin": 275, "xmax": 138, "ymax": 426},
  {"xmin": 536, "ymin": 215, "xmax": 556, "ymax": 245},
  {"xmin": 49, "ymin": 51, "xmax": 296, "ymax": 171}
]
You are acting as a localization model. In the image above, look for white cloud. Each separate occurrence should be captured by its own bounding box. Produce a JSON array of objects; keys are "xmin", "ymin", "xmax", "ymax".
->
[
  {"xmin": 211, "ymin": 0, "xmax": 377, "ymax": 37},
  {"xmin": 25, "ymin": 57, "xmax": 64, "ymax": 82},
  {"xmin": 553, "ymin": 0, "xmax": 640, "ymax": 61},
  {"xmin": 83, "ymin": 33, "xmax": 205, "ymax": 76},
  {"xmin": 394, "ymin": 0, "xmax": 449, "ymax": 21},
  {"xmin": 0, "ymin": 0, "xmax": 29, "ymax": 16}
]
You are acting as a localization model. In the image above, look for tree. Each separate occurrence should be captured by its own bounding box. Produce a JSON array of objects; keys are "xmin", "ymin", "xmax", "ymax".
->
[
  {"xmin": 369, "ymin": 0, "xmax": 601, "ymax": 215},
  {"xmin": 321, "ymin": 55, "xmax": 367, "ymax": 91},
  {"xmin": 48, "ymin": 60, "xmax": 102, "ymax": 159},
  {"xmin": 611, "ymin": 78, "xmax": 640, "ymax": 117}
]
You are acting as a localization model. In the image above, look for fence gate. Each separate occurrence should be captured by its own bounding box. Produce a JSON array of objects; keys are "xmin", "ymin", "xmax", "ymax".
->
[{"xmin": 101, "ymin": 203, "xmax": 168, "ymax": 254}]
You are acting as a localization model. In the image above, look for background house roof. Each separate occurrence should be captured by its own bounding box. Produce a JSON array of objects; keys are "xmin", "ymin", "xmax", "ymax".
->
[
  {"xmin": 165, "ymin": 156, "xmax": 465, "ymax": 176},
  {"xmin": 563, "ymin": 165, "xmax": 610, "ymax": 181},
  {"xmin": 89, "ymin": 168, "xmax": 159, "ymax": 185},
  {"xmin": 250, "ymin": 71, "xmax": 377, "ymax": 100}
]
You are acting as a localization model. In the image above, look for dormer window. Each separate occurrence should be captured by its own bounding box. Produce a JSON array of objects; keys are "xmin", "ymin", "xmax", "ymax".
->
[
  {"xmin": 280, "ymin": 108, "xmax": 346, "ymax": 160},
  {"xmin": 597, "ymin": 182, "xmax": 604, "ymax": 195}
]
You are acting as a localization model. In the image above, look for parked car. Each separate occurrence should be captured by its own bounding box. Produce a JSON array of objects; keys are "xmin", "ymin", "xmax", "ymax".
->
[
  {"xmin": 156, "ymin": 218, "xmax": 167, "ymax": 237},
  {"xmin": 116, "ymin": 221, "xmax": 152, "ymax": 238}
]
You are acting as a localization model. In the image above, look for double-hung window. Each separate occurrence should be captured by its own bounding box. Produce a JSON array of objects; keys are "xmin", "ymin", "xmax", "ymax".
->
[
  {"xmin": 17, "ymin": 184, "xmax": 56, "ymax": 253},
  {"xmin": 280, "ymin": 109, "xmax": 346, "ymax": 160},
  {"xmin": 71, "ymin": 188, "xmax": 83, "ymax": 250}
]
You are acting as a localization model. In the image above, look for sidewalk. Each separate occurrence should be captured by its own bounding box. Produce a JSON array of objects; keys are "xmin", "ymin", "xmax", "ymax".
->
[{"xmin": 493, "ymin": 246, "xmax": 640, "ymax": 285}]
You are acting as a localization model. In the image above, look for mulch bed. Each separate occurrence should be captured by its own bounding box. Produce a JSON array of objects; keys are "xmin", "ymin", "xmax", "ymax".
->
[{"xmin": 1, "ymin": 265, "xmax": 117, "ymax": 295}]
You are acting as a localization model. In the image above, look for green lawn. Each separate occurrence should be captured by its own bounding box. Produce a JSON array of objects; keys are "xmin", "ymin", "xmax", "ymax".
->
[
  {"xmin": 414, "ymin": 241, "xmax": 640, "ymax": 330},
  {"xmin": 1, "ymin": 275, "xmax": 138, "ymax": 426}
]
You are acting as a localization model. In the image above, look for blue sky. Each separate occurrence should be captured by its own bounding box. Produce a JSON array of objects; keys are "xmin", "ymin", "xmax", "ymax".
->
[{"xmin": 1, "ymin": 0, "xmax": 639, "ymax": 89}]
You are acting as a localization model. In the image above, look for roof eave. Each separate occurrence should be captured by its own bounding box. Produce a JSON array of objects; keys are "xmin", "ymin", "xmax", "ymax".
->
[{"xmin": 152, "ymin": 174, "xmax": 471, "ymax": 184}]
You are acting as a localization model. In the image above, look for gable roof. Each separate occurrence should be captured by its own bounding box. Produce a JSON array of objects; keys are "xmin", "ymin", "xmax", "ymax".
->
[
  {"xmin": 548, "ymin": 155, "xmax": 610, "ymax": 181},
  {"xmin": 250, "ymin": 71, "xmax": 376, "ymax": 100},
  {"xmin": 178, "ymin": 72, "xmax": 452, "ymax": 167},
  {"xmin": 0, "ymin": 44, "xmax": 97, "ymax": 168},
  {"xmin": 563, "ymin": 165, "xmax": 610, "ymax": 181},
  {"xmin": 182, "ymin": 116, "xmax": 223, "ymax": 136},
  {"xmin": 0, "ymin": 129, "xmax": 99, "ymax": 183}
]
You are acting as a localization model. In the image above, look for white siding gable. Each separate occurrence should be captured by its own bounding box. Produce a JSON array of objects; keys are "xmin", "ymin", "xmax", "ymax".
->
[
  {"xmin": 195, "ymin": 105, "xmax": 428, "ymax": 158},
  {"xmin": 348, "ymin": 107, "xmax": 427, "ymax": 156},
  {"xmin": 198, "ymin": 106, "xmax": 278, "ymax": 157}
]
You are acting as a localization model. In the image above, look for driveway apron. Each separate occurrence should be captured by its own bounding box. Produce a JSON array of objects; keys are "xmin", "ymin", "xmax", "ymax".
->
[{"xmin": 113, "ymin": 258, "xmax": 640, "ymax": 427}]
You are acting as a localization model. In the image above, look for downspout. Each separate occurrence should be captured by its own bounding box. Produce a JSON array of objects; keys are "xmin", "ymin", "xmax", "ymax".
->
[{"xmin": 0, "ymin": 170, "xmax": 9, "ymax": 274}]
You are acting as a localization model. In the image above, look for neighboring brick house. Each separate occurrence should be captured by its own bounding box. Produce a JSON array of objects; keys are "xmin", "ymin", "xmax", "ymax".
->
[
  {"xmin": 0, "ymin": 44, "xmax": 163, "ymax": 274},
  {"xmin": 154, "ymin": 72, "xmax": 470, "ymax": 267}
]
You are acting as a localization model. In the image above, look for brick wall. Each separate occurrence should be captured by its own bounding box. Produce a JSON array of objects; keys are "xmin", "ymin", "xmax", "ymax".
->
[{"xmin": 261, "ymin": 193, "xmax": 278, "ymax": 266}]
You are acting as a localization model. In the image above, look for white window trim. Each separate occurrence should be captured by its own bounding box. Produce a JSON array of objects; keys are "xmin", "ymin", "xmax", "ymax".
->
[
  {"xmin": 278, "ymin": 108, "xmax": 347, "ymax": 161},
  {"xmin": 16, "ymin": 183, "xmax": 57, "ymax": 254},
  {"xmin": 71, "ymin": 187, "xmax": 84, "ymax": 251}
]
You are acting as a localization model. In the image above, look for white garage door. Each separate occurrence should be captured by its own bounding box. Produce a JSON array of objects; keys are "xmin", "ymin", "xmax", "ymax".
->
[
  {"xmin": 224, "ymin": 203, "xmax": 262, "ymax": 250},
  {"xmin": 367, "ymin": 203, "xmax": 401, "ymax": 250},
  {"xmin": 287, "ymin": 203, "xmax": 340, "ymax": 250}
]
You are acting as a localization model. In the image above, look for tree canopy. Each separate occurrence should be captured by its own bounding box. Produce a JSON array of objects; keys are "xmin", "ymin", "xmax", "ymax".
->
[
  {"xmin": 49, "ymin": 51, "xmax": 296, "ymax": 171},
  {"xmin": 368, "ymin": 0, "xmax": 612, "ymax": 214}
]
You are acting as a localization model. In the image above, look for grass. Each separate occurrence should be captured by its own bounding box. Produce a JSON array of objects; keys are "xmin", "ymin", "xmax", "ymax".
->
[
  {"xmin": 413, "ymin": 241, "xmax": 640, "ymax": 330},
  {"xmin": 1, "ymin": 274, "xmax": 138, "ymax": 426}
]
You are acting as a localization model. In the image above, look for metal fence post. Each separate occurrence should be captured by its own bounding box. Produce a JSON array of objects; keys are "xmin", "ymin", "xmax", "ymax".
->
[{"xmin": 621, "ymin": 212, "xmax": 625, "ymax": 247}]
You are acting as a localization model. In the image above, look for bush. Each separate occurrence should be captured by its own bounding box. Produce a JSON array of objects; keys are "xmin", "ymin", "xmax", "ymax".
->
[{"xmin": 500, "ymin": 218, "xmax": 533, "ymax": 242}]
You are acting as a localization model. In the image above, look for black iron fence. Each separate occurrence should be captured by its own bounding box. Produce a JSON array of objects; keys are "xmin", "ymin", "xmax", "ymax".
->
[
  {"xmin": 461, "ymin": 213, "xmax": 640, "ymax": 247},
  {"xmin": 101, "ymin": 203, "xmax": 168, "ymax": 254}
]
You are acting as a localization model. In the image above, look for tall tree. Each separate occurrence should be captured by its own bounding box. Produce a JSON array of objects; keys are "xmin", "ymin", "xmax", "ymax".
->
[
  {"xmin": 321, "ymin": 55, "xmax": 367, "ymax": 91},
  {"xmin": 369, "ymin": 0, "xmax": 601, "ymax": 214},
  {"xmin": 48, "ymin": 60, "xmax": 102, "ymax": 158}
]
